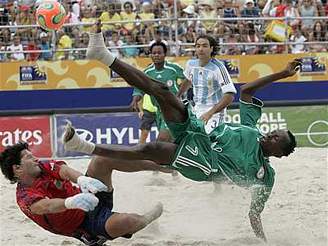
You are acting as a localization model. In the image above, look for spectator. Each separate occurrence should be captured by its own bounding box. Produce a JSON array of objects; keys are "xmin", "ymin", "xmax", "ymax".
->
[
  {"xmin": 138, "ymin": 1, "xmax": 155, "ymax": 43},
  {"xmin": 307, "ymin": 20, "xmax": 327, "ymax": 52},
  {"xmin": 184, "ymin": 26, "xmax": 197, "ymax": 43},
  {"xmin": 122, "ymin": 32, "xmax": 139, "ymax": 57},
  {"xmin": 81, "ymin": 7, "xmax": 96, "ymax": 32},
  {"xmin": 7, "ymin": 34, "xmax": 25, "ymax": 61},
  {"xmin": 0, "ymin": 37, "xmax": 7, "ymax": 62},
  {"xmin": 120, "ymin": 1, "xmax": 137, "ymax": 35},
  {"xmin": 262, "ymin": 0, "xmax": 280, "ymax": 17},
  {"xmin": 290, "ymin": 27, "xmax": 307, "ymax": 53},
  {"xmin": 240, "ymin": 0, "xmax": 260, "ymax": 20},
  {"xmin": 38, "ymin": 32, "xmax": 52, "ymax": 61},
  {"xmin": 198, "ymin": 1, "xmax": 218, "ymax": 33},
  {"xmin": 222, "ymin": 0, "xmax": 239, "ymax": 30},
  {"xmin": 182, "ymin": 4, "xmax": 198, "ymax": 29},
  {"xmin": 313, "ymin": 0, "xmax": 325, "ymax": 16},
  {"xmin": 15, "ymin": 5, "xmax": 36, "ymax": 41},
  {"xmin": 244, "ymin": 22, "xmax": 261, "ymax": 54},
  {"xmin": 0, "ymin": 3, "xmax": 10, "ymax": 25},
  {"xmin": 70, "ymin": 0, "xmax": 81, "ymax": 18},
  {"xmin": 299, "ymin": 0, "xmax": 318, "ymax": 32},
  {"xmin": 180, "ymin": 0, "xmax": 196, "ymax": 9},
  {"xmin": 108, "ymin": 31, "xmax": 124, "ymax": 58},
  {"xmin": 26, "ymin": 39, "xmax": 39, "ymax": 61},
  {"xmin": 99, "ymin": 3, "xmax": 122, "ymax": 36},
  {"xmin": 268, "ymin": 0, "xmax": 300, "ymax": 29},
  {"xmin": 256, "ymin": 0, "xmax": 268, "ymax": 13},
  {"xmin": 55, "ymin": 30, "xmax": 73, "ymax": 60},
  {"xmin": 0, "ymin": 28, "xmax": 11, "ymax": 44},
  {"xmin": 221, "ymin": 31, "xmax": 243, "ymax": 55},
  {"xmin": 64, "ymin": 2, "xmax": 80, "ymax": 24},
  {"xmin": 74, "ymin": 31, "xmax": 89, "ymax": 59}
]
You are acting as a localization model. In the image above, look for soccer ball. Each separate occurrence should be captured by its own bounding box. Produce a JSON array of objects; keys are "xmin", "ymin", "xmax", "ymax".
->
[{"xmin": 36, "ymin": 1, "xmax": 66, "ymax": 31}]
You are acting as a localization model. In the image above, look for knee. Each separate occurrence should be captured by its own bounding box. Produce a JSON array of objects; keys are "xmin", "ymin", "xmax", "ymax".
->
[
  {"xmin": 87, "ymin": 156, "xmax": 113, "ymax": 176},
  {"xmin": 138, "ymin": 142, "xmax": 158, "ymax": 156},
  {"xmin": 157, "ymin": 132, "xmax": 172, "ymax": 142},
  {"xmin": 150, "ymin": 80, "xmax": 170, "ymax": 99},
  {"xmin": 121, "ymin": 215, "xmax": 140, "ymax": 232},
  {"xmin": 107, "ymin": 214, "xmax": 141, "ymax": 237}
]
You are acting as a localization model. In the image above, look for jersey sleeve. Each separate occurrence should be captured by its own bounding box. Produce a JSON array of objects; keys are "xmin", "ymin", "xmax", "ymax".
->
[
  {"xmin": 239, "ymin": 97, "xmax": 264, "ymax": 128},
  {"xmin": 217, "ymin": 62, "xmax": 237, "ymax": 94},
  {"xmin": 17, "ymin": 186, "xmax": 46, "ymax": 211},
  {"xmin": 249, "ymin": 185, "xmax": 272, "ymax": 216},
  {"xmin": 173, "ymin": 63, "xmax": 187, "ymax": 80},
  {"xmin": 183, "ymin": 60, "xmax": 191, "ymax": 80}
]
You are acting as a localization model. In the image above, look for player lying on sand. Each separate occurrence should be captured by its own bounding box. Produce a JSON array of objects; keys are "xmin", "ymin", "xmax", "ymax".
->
[
  {"xmin": 62, "ymin": 21, "xmax": 301, "ymax": 242},
  {"xmin": 0, "ymin": 142, "xmax": 165, "ymax": 245}
]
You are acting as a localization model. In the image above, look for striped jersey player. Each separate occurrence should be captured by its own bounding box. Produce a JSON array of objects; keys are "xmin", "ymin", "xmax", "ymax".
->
[{"xmin": 183, "ymin": 36, "xmax": 236, "ymax": 133}]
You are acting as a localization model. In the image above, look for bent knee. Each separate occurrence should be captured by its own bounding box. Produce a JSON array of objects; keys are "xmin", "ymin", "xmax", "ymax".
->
[{"xmin": 106, "ymin": 214, "xmax": 141, "ymax": 238}]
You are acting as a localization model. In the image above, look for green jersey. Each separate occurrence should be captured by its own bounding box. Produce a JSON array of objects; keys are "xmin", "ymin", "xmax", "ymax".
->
[
  {"xmin": 168, "ymin": 97, "xmax": 274, "ymax": 214},
  {"xmin": 132, "ymin": 61, "xmax": 186, "ymax": 106},
  {"xmin": 209, "ymin": 98, "xmax": 274, "ymax": 190},
  {"xmin": 133, "ymin": 61, "xmax": 186, "ymax": 130}
]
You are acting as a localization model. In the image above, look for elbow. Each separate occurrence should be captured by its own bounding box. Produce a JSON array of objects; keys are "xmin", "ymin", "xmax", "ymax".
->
[
  {"xmin": 228, "ymin": 93, "xmax": 235, "ymax": 103},
  {"xmin": 240, "ymin": 84, "xmax": 254, "ymax": 97}
]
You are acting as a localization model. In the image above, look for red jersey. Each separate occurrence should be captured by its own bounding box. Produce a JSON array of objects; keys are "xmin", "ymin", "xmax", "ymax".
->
[{"xmin": 16, "ymin": 160, "xmax": 85, "ymax": 237}]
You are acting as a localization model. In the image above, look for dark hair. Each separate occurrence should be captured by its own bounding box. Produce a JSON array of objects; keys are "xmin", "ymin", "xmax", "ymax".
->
[
  {"xmin": 124, "ymin": 1, "xmax": 133, "ymax": 9},
  {"xmin": 0, "ymin": 142, "xmax": 29, "ymax": 182},
  {"xmin": 150, "ymin": 41, "xmax": 167, "ymax": 55},
  {"xmin": 195, "ymin": 35, "xmax": 218, "ymax": 57},
  {"xmin": 282, "ymin": 131, "xmax": 297, "ymax": 156}
]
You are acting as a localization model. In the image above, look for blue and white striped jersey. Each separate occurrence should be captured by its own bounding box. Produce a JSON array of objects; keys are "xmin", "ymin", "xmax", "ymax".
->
[{"xmin": 184, "ymin": 58, "xmax": 236, "ymax": 106}]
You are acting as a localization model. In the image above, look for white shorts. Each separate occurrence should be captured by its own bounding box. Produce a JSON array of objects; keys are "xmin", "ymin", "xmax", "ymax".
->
[{"xmin": 193, "ymin": 105, "xmax": 225, "ymax": 134}]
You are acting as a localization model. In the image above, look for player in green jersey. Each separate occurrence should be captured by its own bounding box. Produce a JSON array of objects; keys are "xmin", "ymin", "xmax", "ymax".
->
[
  {"xmin": 130, "ymin": 41, "xmax": 190, "ymax": 142},
  {"xmin": 64, "ymin": 22, "xmax": 300, "ymax": 242}
]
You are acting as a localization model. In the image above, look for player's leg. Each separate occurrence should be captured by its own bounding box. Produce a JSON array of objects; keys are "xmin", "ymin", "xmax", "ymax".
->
[
  {"xmin": 86, "ymin": 156, "xmax": 173, "ymax": 187},
  {"xmin": 139, "ymin": 110, "xmax": 155, "ymax": 144},
  {"xmin": 105, "ymin": 203, "xmax": 163, "ymax": 238},
  {"xmin": 63, "ymin": 122, "xmax": 177, "ymax": 164},
  {"xmin": 87, "ymin": 21, "xmax": 187, "ymax": 124},
  {"xmin": 139, "ymin": 129, "xmax": 149, "ymax": 144},
  {"xmin": 83, "ymin": 167, "xmax": 163, "ymax": 240}
]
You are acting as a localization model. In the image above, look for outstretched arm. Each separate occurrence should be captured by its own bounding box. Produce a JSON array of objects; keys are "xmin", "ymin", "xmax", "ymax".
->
[
  {"xmin": 249, "ymin": 186, "xmax": 272, "ymax": 242},
  {"xmin": 240, "ymin": 59, "xmax": 302, "ymax": 103},
  {"xmin": 200, "ymin": 92, "xmax": 235, "ymax": 124}
]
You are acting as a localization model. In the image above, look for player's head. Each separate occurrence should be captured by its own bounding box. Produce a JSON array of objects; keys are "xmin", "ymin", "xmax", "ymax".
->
[
  {"xmin": 150, "ymin": 41, "xmax": 167, "ymax": 65},
  {"xmin": 0, "ymin": 142, "xmax": 41, "ymax": 183},
  {"xmin": 195, "ymin": 35, "xmax": 217, "ymax": 59},
  {"xmin": 261, "ymin": 130, "xmax": 297, "ymax": 158}
]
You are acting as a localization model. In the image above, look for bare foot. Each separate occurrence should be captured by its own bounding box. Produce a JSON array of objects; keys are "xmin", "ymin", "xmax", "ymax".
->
[{"xmin": 144, "ymin": 202, "xmax": 163, "ymax": 223}]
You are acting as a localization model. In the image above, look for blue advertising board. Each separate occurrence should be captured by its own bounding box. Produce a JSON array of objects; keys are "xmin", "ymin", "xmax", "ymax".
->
[{"xmin": 55, "ymin": 113, "xmax": 158, "ymax": 157}]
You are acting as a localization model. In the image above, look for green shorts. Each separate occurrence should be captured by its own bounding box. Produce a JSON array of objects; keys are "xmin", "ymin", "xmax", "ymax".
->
[
  {"xmin": 166, "ymin": 107, "xmax": 221, "ymax": 182},
  {"xmin": 155, "ymin": 111, "xmax": 169, "ymax": 130}
]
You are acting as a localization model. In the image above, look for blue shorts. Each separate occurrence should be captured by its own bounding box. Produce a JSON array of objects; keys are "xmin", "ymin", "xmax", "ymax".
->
[{"xmin": 80, "ymin": 191, "xmax": 115, "ymax": 239}]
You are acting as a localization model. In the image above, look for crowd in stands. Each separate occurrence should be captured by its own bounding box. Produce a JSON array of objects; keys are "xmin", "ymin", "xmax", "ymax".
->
[{"xmin": 0, "ymin": 0, "xmax": 327, "ymax": 62}]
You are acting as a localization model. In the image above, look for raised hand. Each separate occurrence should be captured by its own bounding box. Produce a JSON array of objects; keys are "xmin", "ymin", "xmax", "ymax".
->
[
  {"xmin": 77, "ymin": 176, "xmax": 108, "ymax": 194},
  {"xmin": 283, "ymin": 59, "xmax": 302, "ymax": 77}
]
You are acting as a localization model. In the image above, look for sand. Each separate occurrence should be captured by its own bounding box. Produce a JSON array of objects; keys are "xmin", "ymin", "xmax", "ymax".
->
[{"xmin": 0, "ymin": 148, "xmax": 327, "ymax": 246}]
